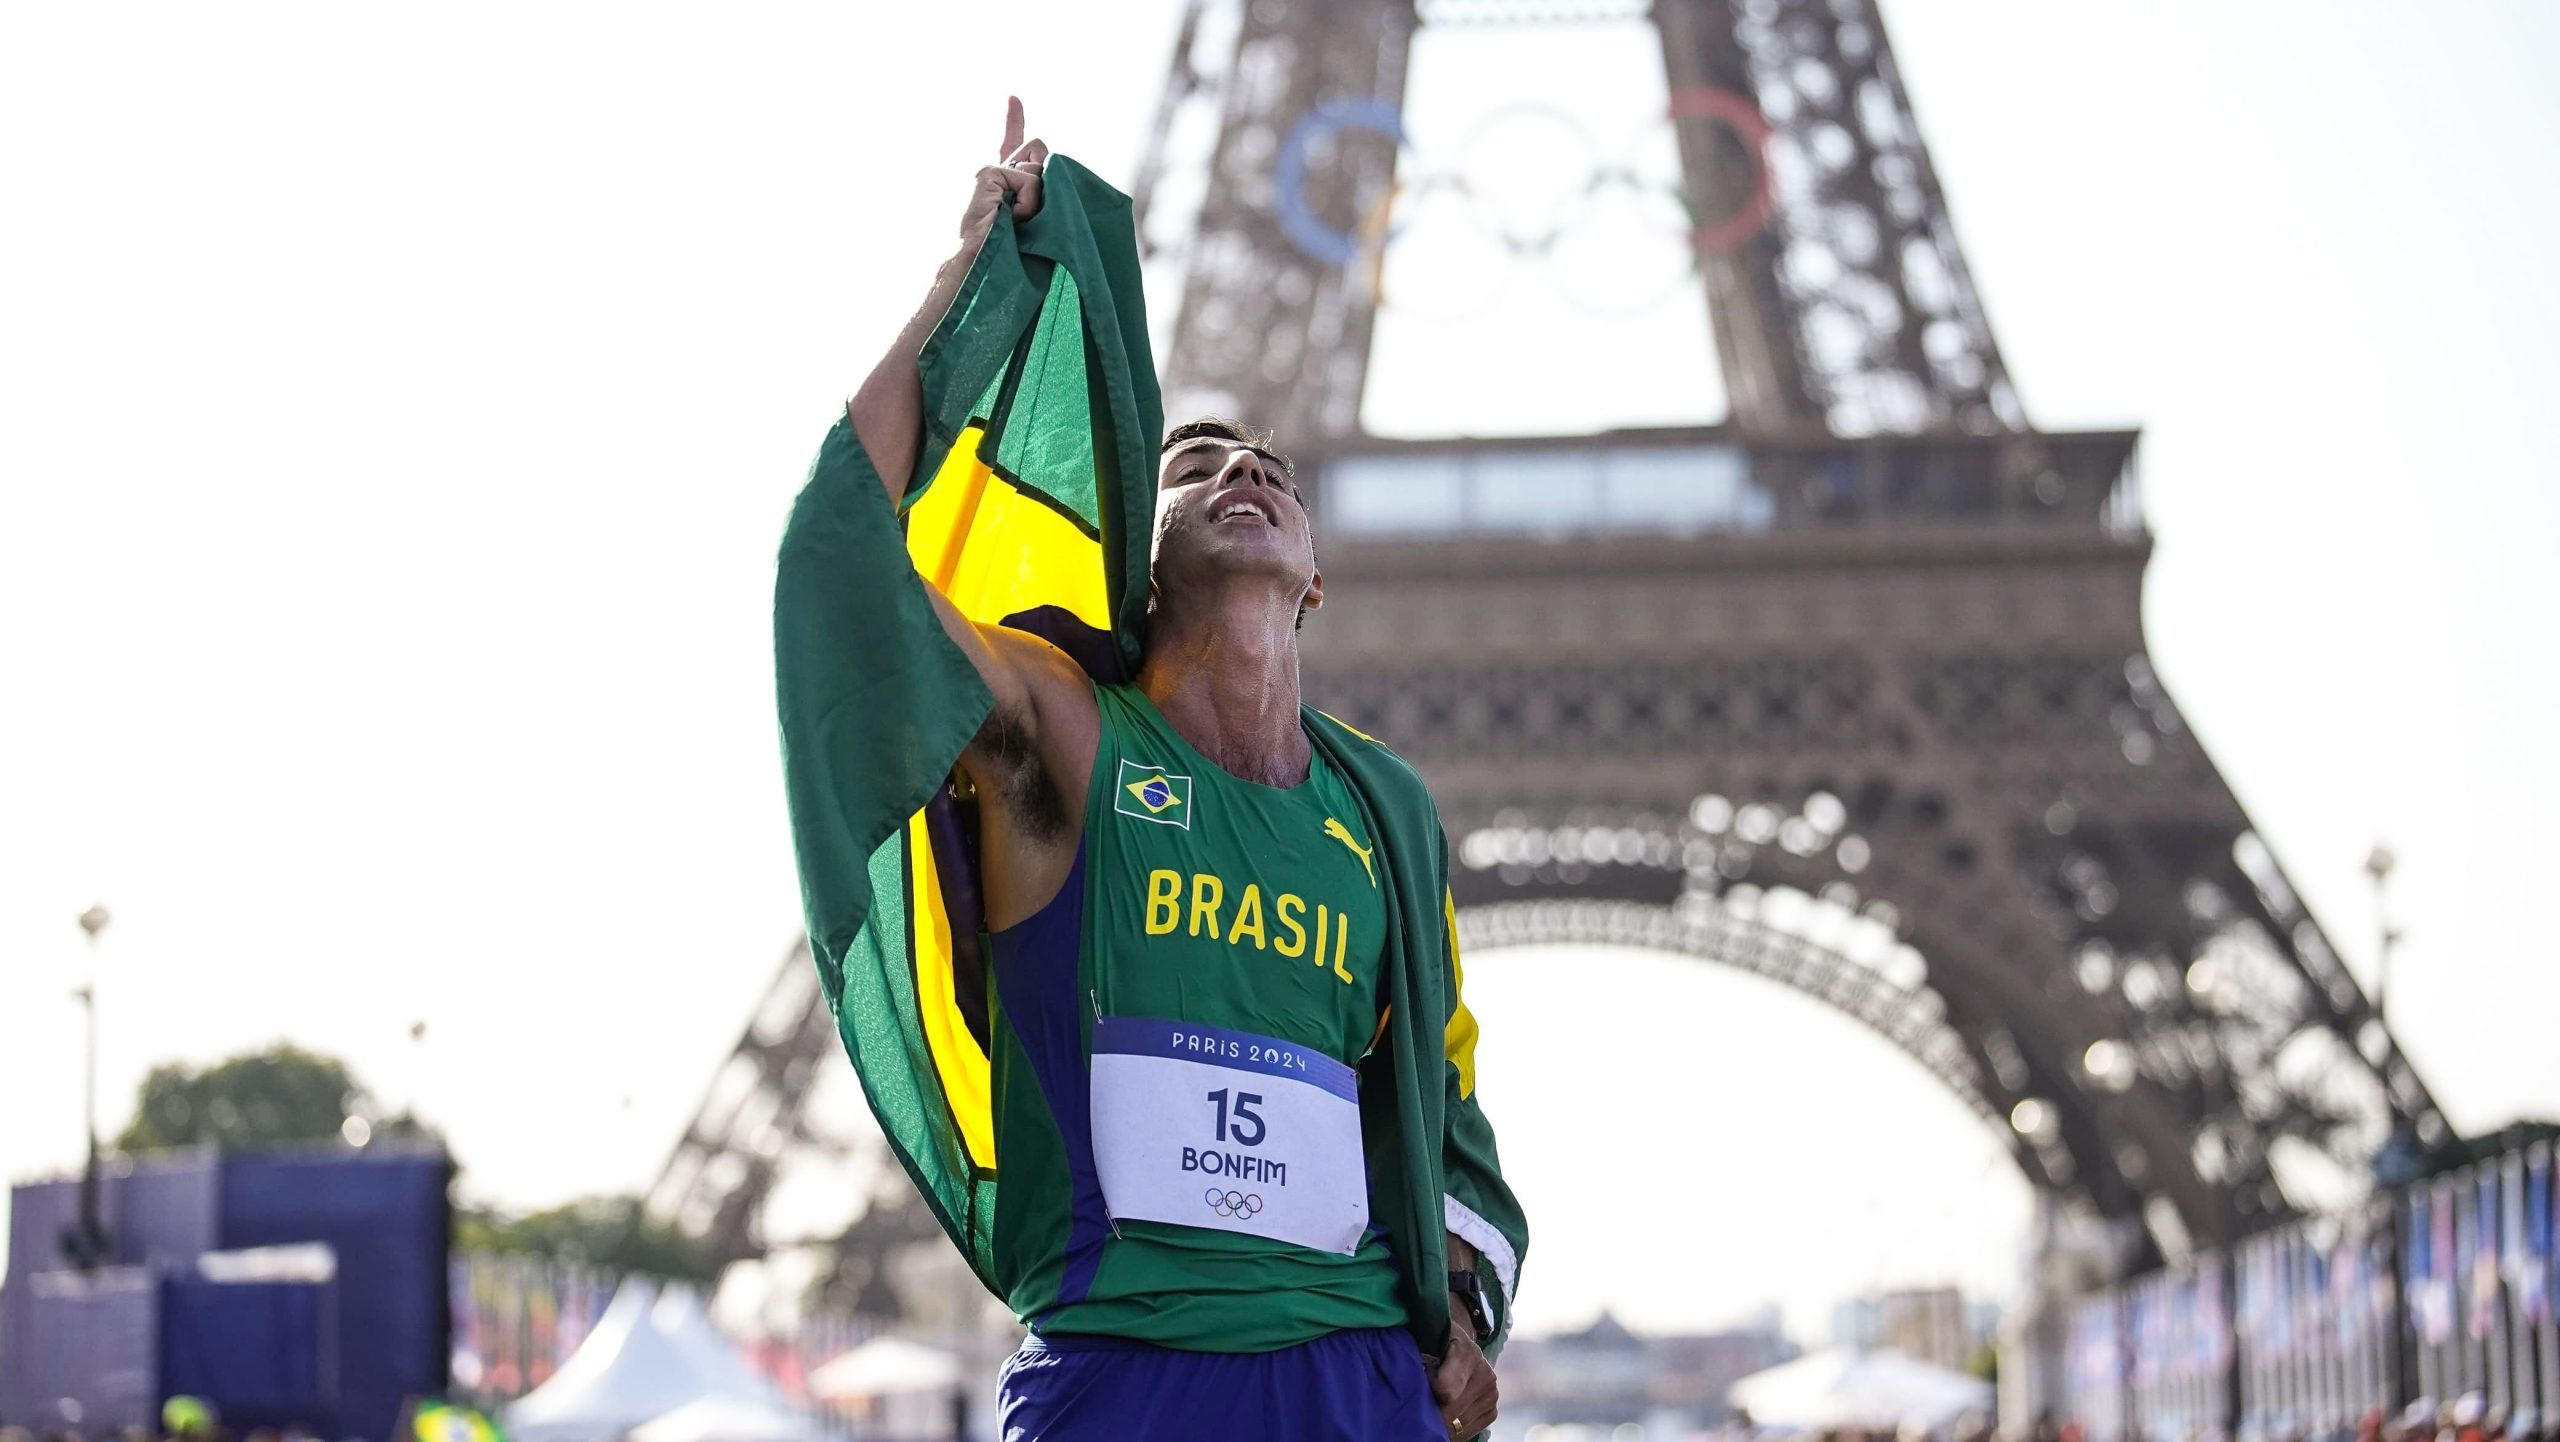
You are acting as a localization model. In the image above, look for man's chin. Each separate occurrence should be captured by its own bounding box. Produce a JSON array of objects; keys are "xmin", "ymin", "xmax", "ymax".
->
[
  {"xmin": 1182, "ymin": 528, "xmax": 1299, "ymax": 567},
  {"xmin": 1157, "ymin": 552, "xmax": 1309, "ymax": 607}
]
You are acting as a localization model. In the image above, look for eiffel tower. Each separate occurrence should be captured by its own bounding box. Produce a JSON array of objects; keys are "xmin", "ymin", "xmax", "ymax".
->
[
  {"xmin": 651, "ymin": 0, "xmax": 2449, "ymax": 1351},
  {"xmin": 1125, "ymin": 0, "xmax": 2450, "ymax": 1258}
]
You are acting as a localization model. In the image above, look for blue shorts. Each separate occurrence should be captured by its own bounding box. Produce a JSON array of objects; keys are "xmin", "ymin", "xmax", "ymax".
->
[{"xmin": 996, "ymin": 1326, "xmax": 1444, "ymax": 1441}]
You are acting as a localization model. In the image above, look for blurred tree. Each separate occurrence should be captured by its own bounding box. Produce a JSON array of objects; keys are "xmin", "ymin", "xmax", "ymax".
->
[
  {"xmin": 456, "ymin": 1195, "xmax": 726, "ymax": 1287},
  {"xmin": 116, "ymin": 1042, "xmax": 434, "ymax": 1153}
]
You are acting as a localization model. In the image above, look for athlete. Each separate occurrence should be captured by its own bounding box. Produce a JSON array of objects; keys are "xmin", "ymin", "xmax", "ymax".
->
[{"xmin": 825, "ymin": 100, "xmax": 1518, "ymax": 1439}]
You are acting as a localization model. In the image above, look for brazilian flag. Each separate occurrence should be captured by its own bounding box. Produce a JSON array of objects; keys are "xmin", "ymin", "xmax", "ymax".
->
[
  {"xmin": 774, "ymin": 156, "xmax": 1525, "ymax": 1357},
  {"xmin": 406, "ymin": 1401, "xmax": 504, "ymax": 1442}
]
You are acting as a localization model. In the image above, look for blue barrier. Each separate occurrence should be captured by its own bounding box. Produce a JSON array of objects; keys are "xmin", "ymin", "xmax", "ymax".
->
[{"xmin": 1, "ymin": 1145, "xmax": 451, "ymax": 1442}]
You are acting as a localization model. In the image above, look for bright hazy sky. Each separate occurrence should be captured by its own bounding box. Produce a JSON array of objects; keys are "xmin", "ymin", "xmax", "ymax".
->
[{"xmin": 5, "ymin": 2, "xmax": 2557, "ymax": 1343}]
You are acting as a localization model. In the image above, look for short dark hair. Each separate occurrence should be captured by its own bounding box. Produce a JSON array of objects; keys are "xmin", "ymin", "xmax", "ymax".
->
[{"xmin": 1161, "ymin": 417, "xmax": 1294, "ymax": 477}]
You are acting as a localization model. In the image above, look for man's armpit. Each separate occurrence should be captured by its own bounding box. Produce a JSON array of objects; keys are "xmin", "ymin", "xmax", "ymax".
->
[{"xmin": 967, "ymin": 702, "xmax": 1071, "ymax": 843}]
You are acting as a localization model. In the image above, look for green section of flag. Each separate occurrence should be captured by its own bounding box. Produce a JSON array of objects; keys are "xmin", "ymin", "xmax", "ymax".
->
[{"xmin": 774, "ymin": 155, "xmax": 1160, "ymax": 1293}]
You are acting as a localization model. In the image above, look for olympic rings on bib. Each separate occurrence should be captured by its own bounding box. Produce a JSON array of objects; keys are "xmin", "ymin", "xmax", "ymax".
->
[{"xmin": 1203, "ymin": 1187, "xmax": 1264, "ymax": 1219}]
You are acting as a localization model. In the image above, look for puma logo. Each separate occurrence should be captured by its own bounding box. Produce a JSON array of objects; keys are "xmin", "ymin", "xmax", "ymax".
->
[{"xmin": 1323, "ymin": 817, "xmax": 1376, "ymax": 887}]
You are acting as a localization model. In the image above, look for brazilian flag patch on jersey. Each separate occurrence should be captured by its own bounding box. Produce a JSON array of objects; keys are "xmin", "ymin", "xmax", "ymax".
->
[{"xmin": 1115, "ymin": 758, "xmax": 1193, "ymax": 829}]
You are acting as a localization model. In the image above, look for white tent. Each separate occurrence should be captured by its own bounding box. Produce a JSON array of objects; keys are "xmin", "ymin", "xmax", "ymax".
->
[
  {"xmin": 647, "ymin": 1285, "xmax": 790, "ymax": 1408},
  {"xmin": 505, "ymin": 1278, "xmax": 789, "ymax": 1442},
  {"xmin": 1727, "ymin": 1347, "xmax": 1993, "ymax": 1431},
  {"xmin": 807, "ymin": 1337, "xmax": 962, "ymax": 1400},
  {"xmin": 626, "ymin": 1397, "xmax": 820, "ymax": 1442}
]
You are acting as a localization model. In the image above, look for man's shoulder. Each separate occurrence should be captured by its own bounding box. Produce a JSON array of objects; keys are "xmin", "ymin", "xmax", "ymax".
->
[
  {"xmin": 1308, "ymin": 705, "xmax": 1404, "ymax": 761},
  {"xmin": 1306, "ymin": 708, "xmax": 1439, "ymax": 815}
]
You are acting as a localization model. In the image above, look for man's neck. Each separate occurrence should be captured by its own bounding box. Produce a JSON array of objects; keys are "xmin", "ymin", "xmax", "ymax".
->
[{"xmin": 1137, "ymin": 585, "xmax": 1309, "ymax": 789}]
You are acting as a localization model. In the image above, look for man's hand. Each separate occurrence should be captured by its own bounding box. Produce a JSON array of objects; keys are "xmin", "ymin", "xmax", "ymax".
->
[
  {"xmin": 1432, "ymin": 1306, "xmax": 1499, "ymax": 1441},
  {"xmin": 961, "ymin": 95, "xmax": 1048, "ymax": 244},
  {"xmin": 851, "ymin": 95, "xmax": 1051, "ymax": 502}
]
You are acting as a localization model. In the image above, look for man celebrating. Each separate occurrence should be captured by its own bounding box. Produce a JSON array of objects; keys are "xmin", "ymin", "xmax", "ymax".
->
[{"xmin": 775, "ymin": 100, "xmax": 1526, "ymax": 1440}]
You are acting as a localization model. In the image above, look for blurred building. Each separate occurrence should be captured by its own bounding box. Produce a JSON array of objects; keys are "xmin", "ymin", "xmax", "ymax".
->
[
  {"xmin": 1500, "ymin": 1309, "xmax": 1801, "ymax": 1433},
  {"xmin": 1832, "ymin": 1286, "xmax": 2001, "ymax": 1372}
]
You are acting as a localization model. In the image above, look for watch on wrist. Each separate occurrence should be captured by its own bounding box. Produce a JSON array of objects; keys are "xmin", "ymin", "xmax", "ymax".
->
[{"xmin": 1447, "ymin": 1265, "xmax": 1496, "ymax": 1345}]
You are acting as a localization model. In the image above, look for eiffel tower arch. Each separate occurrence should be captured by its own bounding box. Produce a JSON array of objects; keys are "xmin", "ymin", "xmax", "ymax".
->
[{"xmin": 1132, "ymin": 0, "xmax": 2450, "ymax": 1264}]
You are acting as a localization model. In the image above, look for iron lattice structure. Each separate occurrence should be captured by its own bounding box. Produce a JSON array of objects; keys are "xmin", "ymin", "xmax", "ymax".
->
[
  {"xmin": 645, "ymin": 940, "xmax": 844, "ymax": 1264},
  {"xmin": 1134, "ymin": 0, "xmax": 2445, "ymax": 1256},
  {"xmin": 662, "ymin": 0, "xmax": 2447, "ymax": 1280}
]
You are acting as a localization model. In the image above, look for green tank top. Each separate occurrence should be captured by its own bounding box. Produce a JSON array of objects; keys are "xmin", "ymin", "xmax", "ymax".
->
[{"xmin": 987, "ymin": 683, "xmax": 1405, "ymax": 1351}]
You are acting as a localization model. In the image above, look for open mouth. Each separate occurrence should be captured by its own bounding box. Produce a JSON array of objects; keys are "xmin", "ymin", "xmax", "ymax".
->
[{"xmin": 1206, "ymin": 487, "xmax": 1279, "ymax": 528}]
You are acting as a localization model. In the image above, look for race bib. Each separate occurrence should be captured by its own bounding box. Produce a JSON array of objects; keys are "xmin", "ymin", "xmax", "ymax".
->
[{"xmin": 1089, "ymin": 1015, "xmax": 1369, "ymax": 1255}]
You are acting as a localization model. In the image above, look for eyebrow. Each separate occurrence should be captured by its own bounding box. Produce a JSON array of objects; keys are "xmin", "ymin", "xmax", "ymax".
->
[{"xmin": 1162, "ymin": 441, "xmax": 1294, "ymax": 480}]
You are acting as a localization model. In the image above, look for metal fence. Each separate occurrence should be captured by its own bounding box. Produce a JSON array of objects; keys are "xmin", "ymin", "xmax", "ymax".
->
[{"xmin": 2066, "ymin": 1142, "xmax": 2559, "ymax": 1442}]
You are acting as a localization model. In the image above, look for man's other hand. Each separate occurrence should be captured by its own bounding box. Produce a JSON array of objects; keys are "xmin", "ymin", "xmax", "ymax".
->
[
  {"xmin": 961, "ymin": 95, "xmax": 1048, "ymax": 244},
  {"xmin": 1432, "ymin": 1308, "xmax": 1498, "ymax": 1440}
]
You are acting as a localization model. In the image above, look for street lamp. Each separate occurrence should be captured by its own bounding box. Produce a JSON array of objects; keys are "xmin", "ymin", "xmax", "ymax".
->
[
  {"xmin": 2356, "ymin": 846, "xmax": 2428, "ymax": 1410},
  {"xmin": 67, "ymin": 903, "xmax": 113, "ymax": 1270},
  {"xmin": 2364, "ymin": 845, "xmax": 2400, "ymax": 1028}
]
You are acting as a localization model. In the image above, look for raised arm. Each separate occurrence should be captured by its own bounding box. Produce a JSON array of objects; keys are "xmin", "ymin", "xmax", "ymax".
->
[
  {"xmin": 848, "ymin": 95, "xmax": 1050, "ymax": 506},
  {"xmin": 820, "ymin": 97, "xmax": 1098, "ymax": 926}
]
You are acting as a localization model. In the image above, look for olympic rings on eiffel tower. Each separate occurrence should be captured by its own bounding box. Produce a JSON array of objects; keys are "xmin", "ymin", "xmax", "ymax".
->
[
  {"xmin": 1276, "ymin": 98, "xmax": 1407, "ymax": 268},
  {"xmin": 1271, "ymin": 87, "xmax": 1774, "ymax": 320}
]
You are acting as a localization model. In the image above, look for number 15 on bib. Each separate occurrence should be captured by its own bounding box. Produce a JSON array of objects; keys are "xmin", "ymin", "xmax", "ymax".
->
[{"xmin": 1088, "ymin": 1016, "xmax": 1370, "ymax": 1255}]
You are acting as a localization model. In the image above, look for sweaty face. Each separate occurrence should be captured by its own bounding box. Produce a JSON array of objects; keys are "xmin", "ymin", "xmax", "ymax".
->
[{"xmin": 1151, "ymin": 439, "xmax": 1316, "ymax": 590}]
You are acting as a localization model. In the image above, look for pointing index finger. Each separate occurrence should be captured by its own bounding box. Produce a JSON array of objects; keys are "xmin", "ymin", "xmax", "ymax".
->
[{"xmin": 1002, "ymin": 95, "xmax": 1025, "ymax": 161}]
